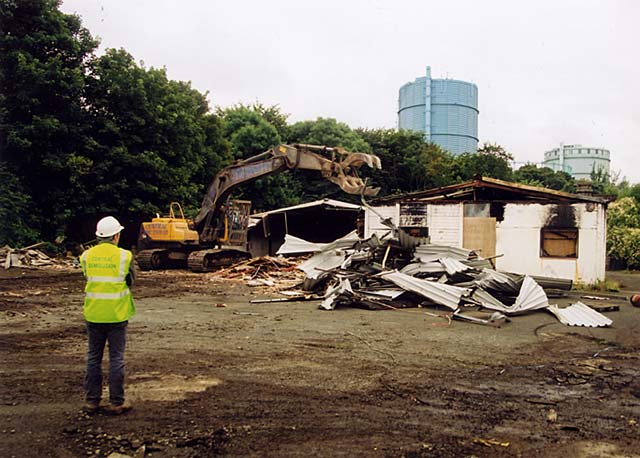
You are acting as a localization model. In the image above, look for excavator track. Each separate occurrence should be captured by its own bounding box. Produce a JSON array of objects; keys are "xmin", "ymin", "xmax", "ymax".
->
[
  {"xmin": 187, "ymin": 249, "xmax": 251, "ymax": 272},
  {"xmin": 136, "ymin": 249, "xmax": 169, "ymax": 271}
]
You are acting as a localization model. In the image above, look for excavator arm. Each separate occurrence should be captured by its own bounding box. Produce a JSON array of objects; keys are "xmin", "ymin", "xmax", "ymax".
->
[
  {"xmin": 137, "ymin": 143, "xmax": 382, "ymax": 271},
  {"xmin": 195, "ymin": 144, "xmax": 381, "ymax": 241}
]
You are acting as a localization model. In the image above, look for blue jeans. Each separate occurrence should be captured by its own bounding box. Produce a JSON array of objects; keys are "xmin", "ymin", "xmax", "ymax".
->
[{"xmin": 85, "ymin": 321, "xmax": 127, "ymax": 405}]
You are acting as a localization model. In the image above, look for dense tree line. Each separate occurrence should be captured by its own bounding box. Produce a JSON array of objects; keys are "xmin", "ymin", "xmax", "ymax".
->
[{"xmin": 1, "ymin": 0, "xmax": 631, "ymax": 249}]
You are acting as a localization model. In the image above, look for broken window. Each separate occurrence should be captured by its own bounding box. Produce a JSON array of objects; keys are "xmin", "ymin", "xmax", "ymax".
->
[
  {"xmin": 540, "ymin": 228, "xmax": 578, "ymax": 258},
  {"xmin": 399, "ymin": 202, "xmax": 429, "ymax": 237},
  {"xmin": 464, "ymin": 203, "xmax": 490, "ymax": 217}
]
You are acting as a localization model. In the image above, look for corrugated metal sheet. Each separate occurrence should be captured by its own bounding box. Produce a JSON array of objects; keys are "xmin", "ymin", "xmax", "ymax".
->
[
  {"xmin": 512, "ymin": 276, "xmax": 549, "ymax": 314},
  {"xmin": 277, "ymin": 231, "xmax": 360, "ymax": 255},
  {"xmin": 359, "ymin": 289, "xmax": 405, "ymax": 300},
  {"xmin": 477, "ymin": 276, "xmax": 548, "ymax": 315},
  {"xmin": 395, "ymin": 228, "xmax": 427, "ymax": 249},
  {"xmin": 376, "ymin": 270, "xmax": 469, "ymax": 311},
  {"xmin": 414, "ymin": 244, "xmax": 476, "ymax": 262},
  {"xmin": 297, "ymin": 250, "xmax": 348, "ymax": 280},
  {"xmin": 462, "ymin": 258, "xmax": 495, "ymax": 270},
  {"xmin": 427, "ymin": 204, "xmax": 462, "ymax": 247},
  {"xmin": 276, "ymin": 234, "xmax": 325, "ymax": 255},
  {"xmin": 547, "ymin": 302, "xmax": 613, "ymax": 327},
  {"xmin": 471, "ymin": 287, "xmax": 508, "ymax": 310},
  {"xmin": 320, "ymin": 277, "xmax": 353, "ymax": 311},
  {"xmin": 320, "ymin": 230, "xmax": 360, "ymax": 252},
  {"xmin": 400, "ymin": 261, "xmax": 444, "ymax": 276},
  {"xmin": 475, "ymin": 268, "xmax": 520, "ymax": 293},
  {"xmin": 439, "ymin": 257, "xmax": 471, "ymax": 275}
]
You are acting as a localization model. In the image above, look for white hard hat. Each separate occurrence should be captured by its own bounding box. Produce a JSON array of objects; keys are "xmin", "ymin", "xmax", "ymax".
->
[{"xmin": 96, "ymin": 216, "xmax": 124, "ymax": 237}]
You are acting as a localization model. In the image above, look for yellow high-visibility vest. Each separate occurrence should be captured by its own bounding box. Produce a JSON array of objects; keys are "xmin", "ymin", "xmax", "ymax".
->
[{"xmin": 80, "ymin": 242, "xmax": 136, "ymax": 323}]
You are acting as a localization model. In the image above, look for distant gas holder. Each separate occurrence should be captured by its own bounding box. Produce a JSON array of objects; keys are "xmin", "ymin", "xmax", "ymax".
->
[{"xmin": 398, "ymin": 66, "xmax": 478, "ymax": 155}]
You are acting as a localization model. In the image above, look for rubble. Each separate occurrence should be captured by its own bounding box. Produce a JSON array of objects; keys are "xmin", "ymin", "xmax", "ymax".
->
[
  {"xmin": 210, "ymin": 199, "xmax": 614, "ymax": 328},
  {"xmin": 1, "ymin": 244, "xmax": 77, "ymax": 269},
  {"xmin": 264, "ymin": 209, "xmax": 615, "ymax": 328},
  {"xmin": 209, "ymin": 256, "xmax": 305, "ymax": 292}
]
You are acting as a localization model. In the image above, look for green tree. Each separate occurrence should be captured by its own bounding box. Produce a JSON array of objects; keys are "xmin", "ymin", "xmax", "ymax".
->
[
  {"xmin": 221, "ymin": 105, "xmax": 281, "ymax": 159},
  {"xmin": 0, "ymin": 163, "xmax": 39, "ymax": 246},
  {"xmin": 219, "ymin": 104, "xmax": 300, "ymax": 211},
  {"xmin": 451, "ymin": 143, "xmax": 514, "ymax": 182},
  {"xmin": 476, "ymin": 142, "xmax": 514, "ymax": 161},
  {"xmin": 607, "ymin": 197, "xmax": 640, "ymax": 230},
  {"xmin": 283, "ymin": 118, "xmax": 371, "ymax": 202},
  {"xmin": 356, "ymin": 129, "xmax": 455, "ymax": 196},
  {"xmin": 0, "ymin": 0, "xmax": 98, "ymax": 239},
  {"xmin": 288, "ymin": 118, "xmax": 370, "ymax": 152},
  {"xmin": 590, "ymin": 167, "xmax": 629, "ymax": 198},
  {"xmin": 84, "ymin": 49, "xmax": 232, "ymax": 219},
  {"xmin": 251, "ymin": 103, "xmax": 289, "ymax": 141},
  {"xmin": 513, "ymin": 164, "xmax": 576, "ymax": 192},
  {"xmin": 607, "ymin": 197, "xmax": 640, "ymax": 269},
  {"xmin": 627, "ymin": 183, "xmax": 640, "ymax": 204}
]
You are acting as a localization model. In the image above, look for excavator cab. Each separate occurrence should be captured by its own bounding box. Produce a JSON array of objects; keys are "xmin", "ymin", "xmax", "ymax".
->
[
  {"xmin": 137, "ymin": 202, "xmax": 199, "ymax": 249},
  {"xmin": 218, "ymin": 200, "xmax": 251, "ymax": 247}
]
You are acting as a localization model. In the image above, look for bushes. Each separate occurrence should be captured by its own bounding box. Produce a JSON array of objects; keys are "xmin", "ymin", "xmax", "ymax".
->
[
  {"xmin": 607, "ymin": 197, "xmax": 640, "ymax": 269},
  {"xmin": 607, "ymin": 227, "xmax": 640, "ymax": 270},
  {"xmin": 0, "ymin": 164, "xmax": 39, "ymax": 247}
]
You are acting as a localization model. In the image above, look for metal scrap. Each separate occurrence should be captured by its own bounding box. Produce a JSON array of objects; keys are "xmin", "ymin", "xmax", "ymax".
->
[
  {"xmin": 474, "ymin": 268, "xmax": 521, "ymax": 294},
  {"xmin": 453, "ymin": 310, "xmax": 510, "ymax": 327},
  {"xmin": 478, "ymin": 276, "xmax": 549, "ymax": 315},
  {"xmin": 547, "ymin": 302, "xmax": 613, "ymax": 327},
  {"xmin": 376, "ymin": 270, "xmax": 470, "ymax": 311},
  {"xmin": 438, "ymin": 257, "xmax": 472, "ymax": 276},
  {"xmin": 414, "ymin": 244, "xmax": 478, "ymax": 262},
  {"xmin": 250, "ymin": 212, "xmax": 598, "ymax": 328},
  {"xmin": 320, "ymin": 277, "xmax": 354, "ymax": 310},
  {"xmin": 276, "ymin": 234, "xmax": 326, "ymax": 255},
  {"xmin": 297, "ymin": 250, "xmax": 349, "ymax": 280}
]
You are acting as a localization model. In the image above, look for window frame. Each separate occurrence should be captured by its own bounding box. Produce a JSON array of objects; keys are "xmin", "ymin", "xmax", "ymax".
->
[{"xmin": 540, "ymin": 228, "xmax": 579, "ymax": 259}]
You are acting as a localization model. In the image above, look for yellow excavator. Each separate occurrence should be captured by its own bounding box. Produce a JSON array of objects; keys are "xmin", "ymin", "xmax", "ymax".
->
[{"xmin": 136, "ymin": 143, "xmax": 382, "ymax": 271}]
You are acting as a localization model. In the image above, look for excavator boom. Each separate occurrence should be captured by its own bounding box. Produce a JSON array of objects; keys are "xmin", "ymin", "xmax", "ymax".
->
[{"xmin": 195, "ymin": 144, "xmax": 381, "ymax": 229}]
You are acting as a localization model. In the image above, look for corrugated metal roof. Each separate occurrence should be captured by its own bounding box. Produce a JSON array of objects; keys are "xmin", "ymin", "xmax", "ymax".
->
[
  {"xmin": 547, "ymin": 302, "xmax": 613, "ymax": 327},
  {"xmin": 373, "ymin": 177, "xmax": 609, "ymax": 205},
  {"xmin": 376, "ymin": 270, "xmax": 469, "ymax": 311}
]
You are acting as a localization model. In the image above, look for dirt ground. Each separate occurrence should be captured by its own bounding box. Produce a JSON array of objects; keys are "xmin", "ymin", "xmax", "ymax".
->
[{"xmin": 1, "ymin": 266, "xmax": 639, "ymax": 458}]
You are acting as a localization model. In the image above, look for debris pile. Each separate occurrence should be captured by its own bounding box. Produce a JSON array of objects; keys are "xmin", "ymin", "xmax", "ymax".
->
[
  {"xmin": 1, "ymin": 244, "xmax": 77, "ymax": 269},
  {"xmin": 275, "ymin": 216, "xmax": 612, "ymax": 327},
  {"xmin": 210, "ymin": 256, "xmax": 305, "ymax": 291}
]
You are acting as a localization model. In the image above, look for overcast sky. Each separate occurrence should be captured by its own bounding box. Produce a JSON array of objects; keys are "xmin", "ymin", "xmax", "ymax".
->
[{"xmin": 61, "ymin": 0, "xmax": 639, "ymax": 182}]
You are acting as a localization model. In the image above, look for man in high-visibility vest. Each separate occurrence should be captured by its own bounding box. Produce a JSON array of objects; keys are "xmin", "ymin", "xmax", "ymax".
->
[{"xmin": 80, "ymin": 216, "xmax": 136, "ymax": 415}]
